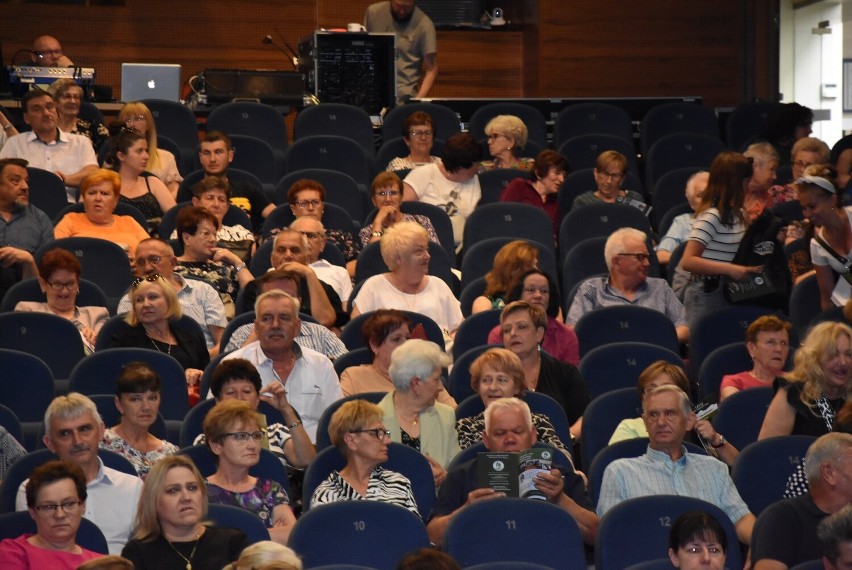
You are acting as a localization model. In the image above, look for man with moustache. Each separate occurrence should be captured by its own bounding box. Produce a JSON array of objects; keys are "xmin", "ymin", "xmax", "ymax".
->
[
  {"xmin": 0, "ymin": 90, "xmax": 97, "ymax": 203},
  {"xmin": 15, "ymin": 393, "xmax": 142, "ymax": 554},
  {"xmin": 0, "ymin": 158, "xmax": 54, "ymax": 301},
  {"xmin": 223, "ymin": 289, "xmax": 341, "ymax": 443},
  {"xmin": 364, "ymin": 0, "xmax": 437, "ymax": 104}
]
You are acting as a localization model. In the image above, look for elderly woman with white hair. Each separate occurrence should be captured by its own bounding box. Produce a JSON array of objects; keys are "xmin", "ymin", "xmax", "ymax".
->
[
  {"xmin": 378, "ymin": 339, "xmax": 460, "ymax": 486},
  {"xmin": 350, "ymin": 221, "xmax": 462, "ymax": 340},
  {"xmin": 480, "ymin": 115, "xmax": 535, "ymax": 171}
]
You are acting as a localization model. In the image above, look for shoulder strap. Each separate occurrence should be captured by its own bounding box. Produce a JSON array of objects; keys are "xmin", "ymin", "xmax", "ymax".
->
[{"xmin": 814, "ymin": 232, "xmax": 850, "ymax": 266}]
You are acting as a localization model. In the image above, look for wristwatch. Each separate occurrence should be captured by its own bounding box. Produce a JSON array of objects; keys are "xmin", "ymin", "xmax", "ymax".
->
[
  {"xmin": 371, "ymin": 230, "xmax": 383, "ymax": 237},
  {"xmin": 711, "ymin": 434, "xmax": 727, "ymax": 448}
]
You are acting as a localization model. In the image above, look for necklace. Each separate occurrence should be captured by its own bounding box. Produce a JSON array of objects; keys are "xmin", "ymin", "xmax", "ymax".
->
[
  {"xmin": 165, "ymin": 528, "xmax": 202, "ymax": 570},
  {"xmin": 149, "ymin": 337, "xmax": 172, "ymax": 356}
]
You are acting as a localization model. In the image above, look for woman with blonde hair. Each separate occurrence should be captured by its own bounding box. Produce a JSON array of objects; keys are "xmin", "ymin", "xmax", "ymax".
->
[
  {"xmin": 223, "ymin": 541, "xmax": 302, "ymax": 570},
  {"xmin": 472, "ymin": 240, "xmax": 540, "ymax": 314},
  {"xmin": 48, "ymin": 78, "xmax": 108, "ymax": 150},
  {"xmin": 456, "ymin": 348, "xmax": 571, "ymax": 454},
  {"xmin": 121, "ymin": 455, "xmax": 248, "ymax": 570},
  {"xmin": 310, "ymin": 399, "xmax": 419, "ymax": 515},
  {"xmin": 481, "ymin": 115, "xmax": 534, "ymax": 171},
  {"xmin": 118, "ymin": 102, "xmax": 182, "ymax": 197},
  {"xmin": 760, "ymin": 321, "xmax": 852, "ymax": 440}
]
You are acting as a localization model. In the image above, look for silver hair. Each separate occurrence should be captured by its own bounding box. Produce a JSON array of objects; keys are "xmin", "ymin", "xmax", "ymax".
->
[
  {"xmin": 604, "ymin": 227, "xmax": 648, "ymax": 271},
  {"xmin": 254, "ymin": 288, "xmax": 300, "ymax": 319},
  {"xmin": 804, "ymin": 432, "xmax": 852, "ymax": 486},
  {"xmin": 483, "ymin": 397, "xmax": 533, "ymax": 432},
  {"xmin": 44, "ymin": 392, "xmax": 103, "ymax": 436},
  {"xmin": 388, "ymin": 339, "xmax": 450, "ymax": 392},
  {"xmin": 642, "ymin": 384, "xmax": 692, "ymax": 415}
]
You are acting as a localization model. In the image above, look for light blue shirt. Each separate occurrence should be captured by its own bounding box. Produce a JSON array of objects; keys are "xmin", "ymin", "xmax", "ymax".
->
[
  {"xmin": 597, "ymin": 445, "xmax": 751, "ymax": 526},
  {"xmin": 566, "ymin": 276, "xmax": 687, "ymax": 327},
  {"xmin": 657, "ymin": 212, "xmax": 694, "ymax": 253}
]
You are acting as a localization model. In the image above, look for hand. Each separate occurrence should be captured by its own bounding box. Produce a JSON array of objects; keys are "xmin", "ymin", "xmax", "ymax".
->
[
  {"xmin": 694, "ymin": 419, "xmax": 717, "ymax": 442},
  {"xmin": 0, "ymin": 247, "xmax": 33, "ymax": 268},
  {"xmin": 425, "ymin": 454, "xmax": 447, "ymax": 487},
  {"xmin": 185, "ymin": 368, "xmax": 202, "ymax": 386},
  {"xmin": 728, "ymin": 264, "xmax": 763, "ymax": 281},
  {"xmin": 211, "ymin": 248, "xmax": 240, "ymax": 267},
  {"xmin": 276, "ymin": 261, "xmax": 312, "ymax": 278},
  {"xmin": 533, "ymin": 468, "xmax": 566, "ymax": 503},
  {"xmin": 80, "ymin": 326, "xmax": 97, "ymax": 347},
  {"xmin": 258, "ymin": 381, "xmax": 291, "ymax": 412},
  {"xmin": 375, "ymin": 205, "xmax": 398, "ymax": 228},
  {"xmin": 464, "ymin": 487, "xmax": 503, "ymax": 506}
]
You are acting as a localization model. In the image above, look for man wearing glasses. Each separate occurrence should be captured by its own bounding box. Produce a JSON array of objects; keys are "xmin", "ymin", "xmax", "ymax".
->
[
  {"xmin": 566, "ymin": 227, "xmax": 690, "ymax": 343},
  {"xmin": 15, "ymin": 393, "xmax": 143, "ymax": 554},
  {"xmin": 31, "ymin": 35, "xmax": 74, "ymax": 67},
  {"xmin": 289, "ymin": 215, "xmax": 352, "ymax": 312}
]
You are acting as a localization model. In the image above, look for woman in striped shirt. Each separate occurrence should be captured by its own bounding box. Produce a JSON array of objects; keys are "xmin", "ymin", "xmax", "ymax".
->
[{"xmin": 681, "ymin": 151, "xmax": 764, "ymax": 330}]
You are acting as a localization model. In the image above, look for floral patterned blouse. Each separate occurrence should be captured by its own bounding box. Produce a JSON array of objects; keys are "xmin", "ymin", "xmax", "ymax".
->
[
  {"xmin": 205, "ymin": 478, "xmax": 290, "ymax": 528},
  {"xmin": 99, "ymin": 428, "xmax": 179, "ymax": 478}
]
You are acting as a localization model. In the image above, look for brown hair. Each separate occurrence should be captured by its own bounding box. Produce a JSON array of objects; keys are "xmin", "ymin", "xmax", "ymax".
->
[
  {"xmin": 328, "ymin": 399, "xmax": 384, "ymax": 455},
  {"xmin": 469, "ymin": 348, "xmax": 525, "ymax": 395},
  {"xmin": 636, "ymin": 361, "xmax": 690, "ymax": 400},
  {"xmin": 371, "ymin": 171, "xmax": 403, "ymax": 195},
  {"xmin": 193, "ymin": 175, "xmax": 231, "ymax": 200},
  {"xmin": 695, "ymin": 151, "xmax": 751, "ymax": 224},
  {"xmin": 203, "ymin": 399, "xmax": 263, "ymax": 444},
  {"xmin": 25, "ymin": 460, "xmax": 87, "ymax": 508},
  {"xmin": 361, "ymin": 309, "xmax": 411, "ymax": 354},
  {"xmin": 176, "ymin": 205, "xmax": 220, "ymax": 245},
  {"xmin": 483, "ymin": 240, "xmax": 539, "ymax": 297},
  {"xmin": 402, "ymin": 111, "xmax": 435, "ymax": 139},
  {"xmin": 744, "ymin": 315, "xmax": 792, "ymax": 344},
  {"xmin": 287, "ymin": 179, "xmax": 325, "ymax": 205},
  {"xmin": 38, "ymin": 248, "xmax": 81, "ymax": 281}
]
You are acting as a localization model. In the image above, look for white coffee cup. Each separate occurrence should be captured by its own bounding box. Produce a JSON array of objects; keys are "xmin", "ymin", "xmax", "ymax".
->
[{"xmin": 347, "ymin": 23, "xmax": 366, "ymax": 32}]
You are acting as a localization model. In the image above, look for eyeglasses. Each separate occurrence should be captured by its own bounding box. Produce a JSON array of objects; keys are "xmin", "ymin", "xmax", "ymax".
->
[
  {"xmin": 409, "ymin": 129, "xmax": 433, "ymax": 138},
  {"xmin": 350, "ymin": 428, "xmax": 392, "ymax": 441},
  {"xmin": 617, "ymin": 253, "xmax": 650, "ymax": 262},
  {"xmin": 47, "ymin": 280, "xmax": 79, "ymax": 292},
  {"xmin": 376, "ymin": 190, "xmax": 400, "ymax": 197},
  {"xmin": 125, "ymin": 115, "xmax": 146, "ymax": 123},
  {"xmin": 294, "ymin": 199, "xmax": 322, "ymax": 209},
  {"xmin": 37, "ymin": 49, "xmax": 63, "ymax": 57},
  {"xmin": 793, "ymin": 160, "xmax": 815, "ymax": 170},
  {"xmin": 137, "ymin": 255, "xmax": 163, "ymax": 266},
  {"xmin": 480, "ymin": 377, "xmax": 513, "ymax": 387},
  {"xmin": 522, "ymin": 286, "xmax": 549, "ymax": 296},
  {"xmin": 223, "ymin": 431, "xmax": 264, "ymax": 442},
  {"xmin": 34, "ymin": 500, "xmax": 82, "ymax": 514},
  {"xmin": 131, "ymin": 274, "xmax": 162, "ymax": 288},
  {"xmin": 194, "ymin": 230, "xmax": 216, "ymax": 239}
]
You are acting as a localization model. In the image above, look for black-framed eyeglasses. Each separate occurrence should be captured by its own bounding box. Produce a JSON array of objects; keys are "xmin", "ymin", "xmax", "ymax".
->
[
  {"xmin": 376, "ymin": 190, "xmax": 400, "ymax": 197},
  {"xmin": 409, "ymin": 129, "xmax": 433, "ymax": 138},
  {"xmin": 131, "ymin": 274, "xmax": 162, "ymax": 288},
  {"xmin": 47, "ymin": 280, "xmax": 79, "ymax": 292},
  {"xmin": 294, "ymin": 199, "xmax": 322, "ymax": 209},
  {"xmin": 350, "ymin": 428, "xmax": 392, "ymax": 441},
  {"xmin": 34, "ymin": 500, "xmax": 83, "ymax": 513},
  {"xmin": 617, "ymin": 253, "xmax": 650, "ymax": 263},
  {"xmin": 223, "ymin": 431, "xmax": 264, "ymax": 442}
]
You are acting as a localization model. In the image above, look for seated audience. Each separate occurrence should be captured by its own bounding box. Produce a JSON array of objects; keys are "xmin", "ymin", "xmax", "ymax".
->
[
  {"xmin": 222, "ymin": 269, "xmax": 346, "ymax": 360},
  {"xmin": 386, "ymin": 111, "xmax": 442, "ymax": 173},
  {"xmin": 480, "ymin": 115, "xmax": 534, "ymax": 171},
  {"xmin": 767, "ymin": 136, "xmax": 830, "ymax": 206},
  {"xmin": 486, "ymin": 269, "xmax": 580, "ymax": 366},
  {"xmin": 223, "ymin": 541, "xmax": 303, "ymax": 570},
  {"xmin": 289, "ymin": 215, "xmax": 352, "ymax": 311},
  {"xmin": 222, "ymin": 289, "xmax": 342, "ymax": 443},
  {"xmin": 360, "ymin": 171, "xmax": 440, "ymax": 248},
  {"xmin": 0, "ymin": 426, "xmax": 25, "ymax": 482},
  {"xmin": 743, "ymin": 141, "xmax": 781, "ymax": 221},
  {"xmin": 17, "ymin": 393, "xmax": 143, "ymax": 554},
  {"xmin": 117, "ymin": 238, "xmax": 228, "ymax": 353},
  {"xmin": 759, "ymin": 321, "xmax": 852, "ymax": 440},
  {"xmin": 382, "ymin": 339, "xmax": 459, "ymax": 486},
  {"xmin": 426, "ymin": 397, "xmax": 597, "ymax": 545},
  {"xmin": 108, "ymin": 274, "xmax": 210, "ymax": 404},
  {"xmin": 351, "ymin": 221, "xmax": 462, "ymax": 341},
  {"xmin": 499, "ymin": 149, "xmax": 568, "ymax": 240},
  {"xmin": 818, "ymin": 504, "xmax": 852, "ymax": 570},
  {"xmin": 499, "ymin": 301, "xmax": 588, "ymax": 439},
  {"xmin": 597, "ymin": 385, "xmax": 756, "ymax": 545},
  {"xmin": 0, "ymin": 461, "xmax": 101, "ymax": 568},
  {"xmin": 456, "ymin": 348, "xmax": 572, "ymax": 455},
  {"xmin": 121, "ymin": 455, "xmax": 248, "ymax": 570},
  {"xmin": 608, "ymin": 361, "xmax": 738, "ymax": 466},
  {"xmin": 108, "ymin": 128, "xmax": 176, "ymax": 235},
  {"xmin": 472, "ymin": 239, "xmax": 539, "ymax": 314},
  {"xmin": 403, "ymin": 132, "xmax": 483, "ymax": 248},
  {"xmin": 174, "ymin": 206, "xmax": 252, "ymax": 318},
  {"xmin": 196, "ymin": 359, "xmax": 315, "ymax": 470},
  {"xmin": 567, "ymin": 227, "xmax": 689, "ymax": 343},
  {"xmin": 99, "ymin": 362, "xmax": 178, "ymax": 478},
  {"xmin": 668, "ymin": 511, "xmax": 728, "ymax": 570},
  {"xmin": 572, "ymin": 150, "xmax": 645, "ymax": 210},
  {"xmin": 183, "ymin": 176, "xmax": 255, "ymax": 262},
  {"xmin": 751, "ymin": 433, "xmax": 852, "ymax": 569},
  {"xmin": 310, "ymin": 399, "xmax": 420, "ymax": 516},
  {"xmin": 785, "ymin": 400, "xmax": 852, "ymax": 498},
  {"xmin": 118, "ymin": 102, "xmax": 182, "ymax": 197},
  {"xmin": 54, "ymin": 168, "xmax": 149, "ymax": 263},
  {"xmin": 203, "ymin": 400, "xmax": 297, "ymax": 545},
  {"xmin": 48, "ymin": 78, "xmax": 108, "ymax": 151},
  {"xmin": 340, "ymin": 309, "xmax": 456, "ymax": 406},
  {"xmin": 655, "ymin": 170, "xmax": 709, "ymax": 266},
  {"xmin": 720, "ymin": 315, "xmax": 792, "ymax": 401},
  {"xmin": 14, "ymin": 247, "xmax": 108, "ymax": 354}
]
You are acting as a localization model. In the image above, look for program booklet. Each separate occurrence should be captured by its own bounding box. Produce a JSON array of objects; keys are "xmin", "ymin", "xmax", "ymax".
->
[{"xmin": 477, "ymin": 448, "xmax": 554, "ymax": 500}]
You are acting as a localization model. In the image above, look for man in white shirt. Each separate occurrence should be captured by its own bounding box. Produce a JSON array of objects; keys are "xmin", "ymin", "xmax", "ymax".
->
[
  {"xmin": 16, "ymin": 393, "xmax": 142, "ymax": 554},
  {"xmin": 223, "ymin": 289, "xmax": 342, "ymax": 442},
  {"xmin": 0, "ymin": 90, "xmax": 97, "ymax": 202},
  {"xmin": 289, "ymin": 215, "xmax": 352, "ymax": 311}
]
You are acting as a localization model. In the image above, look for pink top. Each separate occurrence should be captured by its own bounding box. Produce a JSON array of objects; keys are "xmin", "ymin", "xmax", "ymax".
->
[
  {"xmin": 487, "ymin": 316, "xmax": 580, "ymax": 366},
  {"xmin": 0, "ymin": 534, "xmax": 101, "ymax": 569},
  {"xmin": 720, "ymin": 370, "xmax": 771, "ymax": 393}
]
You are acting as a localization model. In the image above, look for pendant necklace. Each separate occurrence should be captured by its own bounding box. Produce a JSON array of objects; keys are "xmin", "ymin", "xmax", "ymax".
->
[{"xmin": 165, "ymin": 529, "xmax": 201, "ymax": 570}]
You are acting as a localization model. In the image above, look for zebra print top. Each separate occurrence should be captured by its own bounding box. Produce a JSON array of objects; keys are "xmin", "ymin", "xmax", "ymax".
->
[{"xmin": 309, "ymin": 466, "xmax": 420, "ymax": 518}]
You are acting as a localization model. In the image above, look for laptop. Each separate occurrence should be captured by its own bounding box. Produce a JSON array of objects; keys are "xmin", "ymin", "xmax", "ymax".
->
[{"xmin": 121, "ymin": 63, "xmax": 181, "ymax": 102}]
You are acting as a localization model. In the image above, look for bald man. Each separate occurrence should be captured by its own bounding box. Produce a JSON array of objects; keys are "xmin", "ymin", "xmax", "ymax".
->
[{"xmin": 32, "ymin": 35, "xmax": 74, "ymax": 67}]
